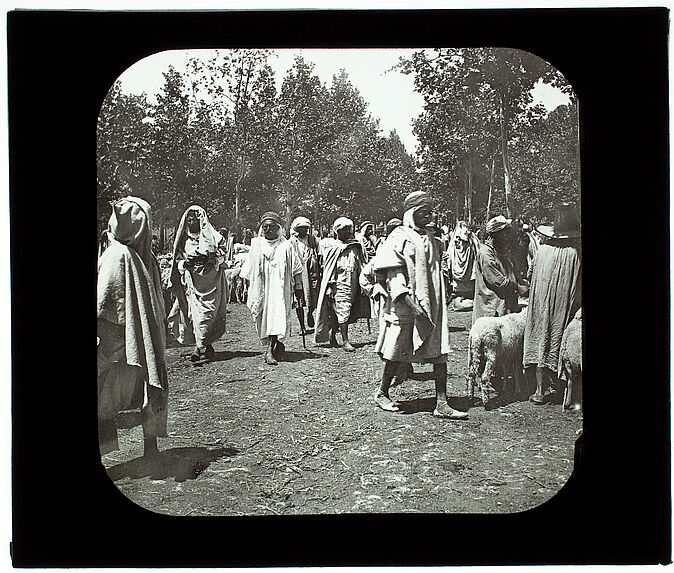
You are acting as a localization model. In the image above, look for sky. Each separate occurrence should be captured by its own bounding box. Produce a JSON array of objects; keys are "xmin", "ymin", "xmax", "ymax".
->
[{"xmin": 118, "ymin": 48, "xmax": 571, "ymax": 156}]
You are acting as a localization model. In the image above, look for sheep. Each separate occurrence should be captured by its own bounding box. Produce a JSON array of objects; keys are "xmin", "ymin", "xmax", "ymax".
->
[
  {"xmin": 467, "ymin": 309, "xmax": 527, "ymax": 407},
  {"xmin": 559, "ymin": 308, "xmax": 582, "ymax": 410}
]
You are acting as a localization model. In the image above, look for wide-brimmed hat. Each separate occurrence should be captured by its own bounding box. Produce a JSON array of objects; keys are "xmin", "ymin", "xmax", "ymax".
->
[
  {"xmin": 486, "ymin": 215, "xmax": 512, "ymax": 234},
  {"xmin": 537, "ymin": 202, "xmax": 581, "ymax": 239}
]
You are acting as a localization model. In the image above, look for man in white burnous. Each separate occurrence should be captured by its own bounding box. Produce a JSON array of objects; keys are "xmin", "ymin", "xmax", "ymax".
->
[{"xmin": 240, "ymin": 211, "xmax": 304, "ymax": 366}]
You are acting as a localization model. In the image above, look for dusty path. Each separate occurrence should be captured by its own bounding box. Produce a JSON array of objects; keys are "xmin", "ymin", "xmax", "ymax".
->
[{"xmin": 102, "ymin": 303, "xmax": 582, "ymax": 515}]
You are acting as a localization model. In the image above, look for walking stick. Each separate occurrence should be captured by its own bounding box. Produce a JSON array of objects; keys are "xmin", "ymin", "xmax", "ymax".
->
[{"xmin": 296, "ymin": 307, "xmax": 307, "ymax": 349}]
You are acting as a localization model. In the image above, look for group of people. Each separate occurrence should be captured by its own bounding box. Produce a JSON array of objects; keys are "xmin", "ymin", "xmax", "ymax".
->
[
  {"xmin": 468, "ymin": 204, "xmax": 582, "ymax": 405},
  {"xmin": 97, "ymin": 190, "xmax": 581, "ymax": 458}
]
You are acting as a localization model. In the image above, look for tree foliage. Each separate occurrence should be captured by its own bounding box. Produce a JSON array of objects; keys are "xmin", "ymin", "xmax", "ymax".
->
[
  {"xmin": 400, "ymin": 48, "xmax": 579, "ymax": 228},
  {"xmin": 97, "ymin": 51, "xmax": 417, "ymax": 244}
]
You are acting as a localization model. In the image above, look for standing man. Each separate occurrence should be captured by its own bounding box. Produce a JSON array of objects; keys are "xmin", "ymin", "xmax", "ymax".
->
[
  {"xmin": 373, "ymin": 191, "xmax": 468, "ymax": 420},
  {"xmin": 288, "ymin": 216, "xmax": 321, "ymax": 330},
  {"xmin": 97, "ymin": 196, "xmax": 169, "ymax": 458},
  {"xmin": 168, "ymin": 205, "xmax": 228, "ymax": 362},
  {"xmin": 315, "ymin": 217, "xmax": 370, "ymax": 352},
  {"xmin": 472, "ymin": 215, "xmax": 527, "ymax": 324},
  {"xmin": 355, "ymin": 220, "xmax": 377, "ymax": 260},
  {"xmin": 240, "ymin": 212, "xmax": 304, "ymax": 365},
  {"xmin": 524, "ymin": 202, "xmax": 582, "ymax": 404},
  {"xmin": 446, "ymin": 220, "xmax": 481, "ymax": 305}
]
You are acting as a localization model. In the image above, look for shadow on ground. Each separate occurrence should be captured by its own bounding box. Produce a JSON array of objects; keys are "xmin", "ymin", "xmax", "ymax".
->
[
  {"xmin": 282, "ymin": 350, "xmax": 329, "ymax": 363},
  {"xmin": 397, "ymin": 395, "xmax": 475, "ymax": 414},
  {"xmin": 106, "ymin": 445, "xmax": 238, "ymax": 483}
]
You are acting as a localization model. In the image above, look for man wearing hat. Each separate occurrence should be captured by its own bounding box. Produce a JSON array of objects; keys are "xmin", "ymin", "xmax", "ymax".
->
[
  {"xmin": 289, "ymin": 216, "xmax": 322, "ymax": 330},
  {"xmin": 240, "ymin": 211, "xmax": 304, "ymax": 365},
  {"xmin": 472, "ymin": 214, "xmax": 527, "ymax": 324},
  {"xmin": 524, "ymin": 202, "xmax": 582, "ymax": 404},
  {"xmin": 315, "ymin": 217, "xmax": 370, "ymax": 351},
  {"xmin": 373, "ymin": 191, "xmax": 468, "ymax": 419}
]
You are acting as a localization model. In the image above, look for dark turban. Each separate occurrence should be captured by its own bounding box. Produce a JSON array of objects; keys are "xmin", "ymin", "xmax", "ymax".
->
[
  {"xmin": 260, "ymin": 211, "xmax": 282, "ymax": 226},
  {"xmin": 403, "ymin": 191, "xmax": 433, "ymax": 211}
]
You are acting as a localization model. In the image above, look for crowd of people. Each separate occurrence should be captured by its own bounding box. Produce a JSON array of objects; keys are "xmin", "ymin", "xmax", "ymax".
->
[{"xmin": 97, "ymin": 191, "xmax": 581, "ymax": 458}]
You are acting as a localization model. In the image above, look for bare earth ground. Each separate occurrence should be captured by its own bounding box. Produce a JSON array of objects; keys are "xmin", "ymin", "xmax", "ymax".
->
[{"xmin": 102, "ymin": 303, "xmax": 582, "ymax": 516}]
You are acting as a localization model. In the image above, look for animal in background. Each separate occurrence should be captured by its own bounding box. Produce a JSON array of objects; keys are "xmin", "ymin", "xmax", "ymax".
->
[{"xmin": 467, "ymin": 309, "xmax": 527, "ymax": 407}]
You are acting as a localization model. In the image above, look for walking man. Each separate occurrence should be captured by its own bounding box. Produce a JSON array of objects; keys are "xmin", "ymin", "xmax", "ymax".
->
[
  {"xmin": 373, "ymin": 191, "xmax": 468, "ymax": 420},
  {"xmin": 315, "ymin": 217, "xmax": 370, "ymax": 351},
  {"xmin": 240, "ymin": 212, "xmax": 304, "ymax": 365}
]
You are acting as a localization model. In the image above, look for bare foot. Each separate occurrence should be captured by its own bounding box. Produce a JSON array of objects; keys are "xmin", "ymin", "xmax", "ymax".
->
[
  {"xmin": 433, "ymin": 403, "xmax": 468, "ymax": 419},
  {"xmin": 264, "ymin": 351, "xmax": 278, "ymax": 365},
  {"xmin": 375, "ymin": 391, "xmax": 400, "ymax": 412},
  {"xmin": 343, "ymin": 341, "xmax": 355, "ymax": 352}
]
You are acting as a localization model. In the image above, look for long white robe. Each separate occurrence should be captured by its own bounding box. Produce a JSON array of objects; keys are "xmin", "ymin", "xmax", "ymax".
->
[{"xmin": 240, "ymin": 236, "xmax": 302, "ymax": 343}]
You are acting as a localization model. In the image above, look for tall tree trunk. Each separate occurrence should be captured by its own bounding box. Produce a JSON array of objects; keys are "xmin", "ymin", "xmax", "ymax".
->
[
  {"xmin": 467, "ymin": 160, "xmax": 473, "ymax": 225},
  {"xmin": 313, "ymin": 183, "xmax": 320, "ymax": 228},
  {"xmin": 487, "ymin": 155, "xmax": 495, "ymax": 221},
  {"xmin": 454, "ymin": 186, "xmax": 460, "ymax": 225},
  {"xmin": 498, "ymin": 94, "xmax": 513, "ymax": 218},
  {"xmin": 463, "ymin": 170, "xmax": 468, "ymax": 220}
]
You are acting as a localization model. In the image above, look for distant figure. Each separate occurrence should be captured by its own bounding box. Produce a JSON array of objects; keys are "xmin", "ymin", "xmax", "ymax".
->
[
  {"xmin": 288, "ymin": 216, "xmax": 322, "ymax": 330},
  {"xmin": 97, "ymin": 196, "xmax": 168, "ymax": 458},
  {"xmin": 241, "ymin": 212, "xmax": 304, "ymax": 365},
  {"xmin": 168, "ymin": 205, "xmax": 228, "ymax": 362},
  {"xmin": 373, "ymin": 191, "xmax": 467, "ymax": 419},
  {"xmin": 386, "ymin": 217, "xmax": 403, "ymax": 238},
  {"xmin": 219, "ymin": 227, "xmax": 235, "ymax": 264},
  {"xmin": 355, "ymin": 220, "xmax": 377, "ymax": 260},
  {"xmin": 524, "ymin": 203, "xmax": 582, "ymax": 405},
  {"xmin": 315, "ymin": 217, "xmax": 370, "ymax": 351},
  {"xmin": 151, "ymin": 234, "xmax": 161, "ymax": 256},
  {"xmin": 472, "ymin": 215, "xmax": 527, "ymax": 324},
  {"xmin": 522, "ymin": 223, "xmax": 540, "ymax": 282},
  {"xmin": 446, "ymin": 221, "xmax": 480, "ymax": 303}
]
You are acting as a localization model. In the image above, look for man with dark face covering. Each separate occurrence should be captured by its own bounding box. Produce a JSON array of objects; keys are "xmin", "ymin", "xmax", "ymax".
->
[
  {"xmin": 373, "ymin": 191, "xmax": 468, "ymax": 420},
  {"xmin": 240, "ymin": 212, "xmax": 304, "ymax": 365}
]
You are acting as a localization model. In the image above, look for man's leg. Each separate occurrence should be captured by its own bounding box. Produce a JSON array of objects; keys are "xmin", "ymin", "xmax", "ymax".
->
[
  {"xmin": 530, "ymin": 366, "xmax": 550, "ymax": 404},
  {"xmin": 432, "ymin": 362, "xmax": 468, "ymax": 419},
  {"xmin": 265, "ymin": 335, "xmax": 278, "ymax": 365},
  {"xmin": 375, "ymin": 360, "xmax": 401, "ymax": 411},
  {"xmin": 340, "ymin": 323, "xmax": 355, "ymax": 352}
]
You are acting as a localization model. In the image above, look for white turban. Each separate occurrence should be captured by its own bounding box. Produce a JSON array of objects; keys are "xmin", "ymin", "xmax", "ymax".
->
[
  {"xmin": 333, "ymin": 217, "xmax": 353, "ymax": 232},
  {"xmin": 291, "ymin": 216, "xmax": 312, "ymax": 233}
]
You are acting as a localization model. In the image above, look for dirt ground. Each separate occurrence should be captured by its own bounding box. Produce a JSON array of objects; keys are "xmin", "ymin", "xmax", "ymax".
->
[{"xmin": 101, "ymin": 302, "xmax": 582, "ymax": 516}]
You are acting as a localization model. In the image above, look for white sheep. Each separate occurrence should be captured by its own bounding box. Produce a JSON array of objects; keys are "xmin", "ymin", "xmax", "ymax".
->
[
  {"xmin": 559, "ymin": 308, "xmax": 582, "ymax": 410},
  {"xmin": 467, "ymin": 309, "xmax": 527, "ymax": 407}
]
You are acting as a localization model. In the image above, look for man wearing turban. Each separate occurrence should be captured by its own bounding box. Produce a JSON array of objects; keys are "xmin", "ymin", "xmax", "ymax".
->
[
  {"xmin": 97, "ymin": 196, "xmax": 169, "ymax": 458},
  {"xmin": 373, "ymin": 191, "xmax": 468, "ymax": 419},
  {"xmin": 315, "ymin": 217, "xmax": 370, "ymax": 351},
  {"xmin": 472, "ymin": 215, "xmax": 527, "ymax": 324},
  {"xmin": 355, "ymin": 220, "xmax": 377, "ymax": 260},
  {"xmin": 240, "ymin": 212, "xmax": 304, "ymax": 365},
  {"xmin": 288, "ymin": 216, "xmax": 322, "ymax": 331}
]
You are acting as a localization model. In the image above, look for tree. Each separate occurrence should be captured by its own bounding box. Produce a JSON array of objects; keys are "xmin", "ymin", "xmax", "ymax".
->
[{"xmin": 97, "ymin": 81, "xmax": 154, "ymax": 232}]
